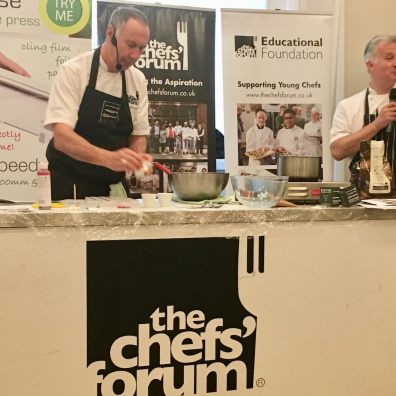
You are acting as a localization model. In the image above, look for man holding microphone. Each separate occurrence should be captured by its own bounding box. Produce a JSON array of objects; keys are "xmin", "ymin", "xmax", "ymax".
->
[{"xmin": 330, "ymin": 34, "xmax": 396, "ymax": 190}]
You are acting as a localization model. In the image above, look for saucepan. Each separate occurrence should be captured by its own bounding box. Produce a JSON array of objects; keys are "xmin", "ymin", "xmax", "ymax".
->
[{"xmin": 276, "ymin": 155, "xmax": 322, "ymax": 181}]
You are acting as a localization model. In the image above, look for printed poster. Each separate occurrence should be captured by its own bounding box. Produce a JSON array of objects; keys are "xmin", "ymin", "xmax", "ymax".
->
[
  {"xmin": 221, "ymin": 10, "xmax": 335, "ymax": 180},
  {"xmin": 0, "ymin": 0, "xmax": 92, "ymax": 201},
  {"xmin": 97, "ymin": 1, "xmax": 216, "ymax": 193}
]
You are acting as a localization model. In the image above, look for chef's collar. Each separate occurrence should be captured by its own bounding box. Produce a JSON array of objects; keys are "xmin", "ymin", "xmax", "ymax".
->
[
  {"xmin": 99, "ymin": 54, "xmax": 110, "ymax": 71},
  {"xmin": 99, "ymin": 53, "xmax": 120, "ymax": 73},
  {"xmin": 367, "ymin": 83, "xmax": 396, "ymax": 96}
]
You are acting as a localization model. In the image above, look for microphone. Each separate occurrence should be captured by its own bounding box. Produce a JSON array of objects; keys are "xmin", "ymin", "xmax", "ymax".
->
[
  {"xmin": 386, "ymin": 88, "xmax": 396, "ymax": 133},
  {"xmin": 111, "ymin": 30, "xmax": 122, "ymax": 71},
  {"xmin": 390, "ymin": 88, "xmax": 396, "ymax": 102}
]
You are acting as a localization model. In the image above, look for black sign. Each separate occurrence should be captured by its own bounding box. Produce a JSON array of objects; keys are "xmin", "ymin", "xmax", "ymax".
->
[
  {"xmin": 87, "ymin": 237, "xmax": 257, "ymax": 395},
  {"xmin": 97, "ymin": 2, "xmax": 216, "ymax": 171}
]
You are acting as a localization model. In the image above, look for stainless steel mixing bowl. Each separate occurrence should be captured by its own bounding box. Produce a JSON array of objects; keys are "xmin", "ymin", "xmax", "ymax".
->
[{"xmin": 168, "ymin": 172, "xmax": 229, "ymax": 201}]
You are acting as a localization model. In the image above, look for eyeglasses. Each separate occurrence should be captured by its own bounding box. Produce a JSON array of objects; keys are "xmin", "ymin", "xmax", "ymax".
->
[{"xmin": 284, "ymin": 116, "xmax": 294, "ymax": 120}]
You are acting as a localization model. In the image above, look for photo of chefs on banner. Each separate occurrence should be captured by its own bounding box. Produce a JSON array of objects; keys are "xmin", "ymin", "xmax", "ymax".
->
[
  {"xmin": 237, "ymin": 103, "xmax": 322, "ymax": 166},
  {"xmin": 128, "ymin": 101, "xmax": 209, "ymax": 193},
  {"xmin": 97, "ymin": 1, "xmax": 216, "ymax": 194},
  {"xmin": 147, "ymin": 102, "xmax": 208, "ymax": 158}
]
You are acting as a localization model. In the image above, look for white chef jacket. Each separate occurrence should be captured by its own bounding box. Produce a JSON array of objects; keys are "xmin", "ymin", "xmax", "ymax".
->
[
  {"xmin": 330, "ymin": 86, "xmax": 394, "ymax": 165},
  {"xmin": 245, "ymin": 125, "xmax": 275, "ymax": 165},
  {"xmin": 44, "ymin": 50, "xmax": 149, "ymax": 136},
  {"xmin": 303, "ymin": 120, "xmax": 322, "ymax": 156},
  {"xmin": 330, "ymin": 87, "xmax": 393, "ymax": 142},
  {"xmin": 276, "ymin": 125, "xmax": 305, "ymax": 156}
]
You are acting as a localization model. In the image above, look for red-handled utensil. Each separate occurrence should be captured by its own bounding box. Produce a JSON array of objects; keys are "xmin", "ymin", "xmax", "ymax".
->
[{"xmin": 153, "ymin": 162, "xmax": 172, "ymax": 175}]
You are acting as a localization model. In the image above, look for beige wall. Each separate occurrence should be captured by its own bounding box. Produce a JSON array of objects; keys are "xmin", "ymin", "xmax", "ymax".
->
[
  {"xmin": 299, "ymin": 0, "xmax": 395, "ymax": 180},
  {"xmin": 345, "ymin": 0, "xmax": 396, "ymax": 97},
  {"xmin": 299, "ymin": 0, "xmax": 396, "ymax": 97}
]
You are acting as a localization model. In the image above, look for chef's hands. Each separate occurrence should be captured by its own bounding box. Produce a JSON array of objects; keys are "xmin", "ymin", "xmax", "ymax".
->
[
  {"xmin": 373, "ymin": 102, "xmax": 396, "ymax": 130},
  {"xmin": 331, "ymin": 101, "xmax": 396, "ymax": 162},
  {"xmin": 107, "ymin": 147, "xmax": 153, "ymax": 173},
  {"xmin": 275, "ymin": 145, "xmax": 291, "ymax": 155}
]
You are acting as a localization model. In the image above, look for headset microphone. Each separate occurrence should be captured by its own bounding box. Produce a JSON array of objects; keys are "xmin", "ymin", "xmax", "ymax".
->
[{"xmin": 111, "ymin": 30, "xmax": 122, "ymax": 71}]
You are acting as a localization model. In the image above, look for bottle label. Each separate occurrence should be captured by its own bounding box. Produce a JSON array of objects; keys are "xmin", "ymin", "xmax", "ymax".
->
[
  {"xmin": 369, "ymin": 141, "xmax": 391, "ymax": 194},
  {"xmin": 37, "ymin": 174, "xmax": 51, "ymax": 208}
]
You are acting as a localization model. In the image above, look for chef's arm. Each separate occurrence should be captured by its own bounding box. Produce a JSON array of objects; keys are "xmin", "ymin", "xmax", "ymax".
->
[
  {"xmin": 330, "ymin": 124, "xmax": 378, "ymax": 160},
  {"xmin": 52, "ymin": 123, "xmax": 148, "ymax": 172},
  {"xmin": 128, "ymin": 134, "xmax": 149, "ymax": 154},
  {"xmin": 331, "ymin": 102, "xmax": 396, "ymax": 161}
]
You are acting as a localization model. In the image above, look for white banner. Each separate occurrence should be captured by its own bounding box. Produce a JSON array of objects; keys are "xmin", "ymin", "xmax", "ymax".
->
[
  {"xmin": 221, "ymin": 10, "xmax": 335, "ymax": 180},
  {"xmin": 0, "ymin": 0, "xmax": 91, "ymax": 201}
]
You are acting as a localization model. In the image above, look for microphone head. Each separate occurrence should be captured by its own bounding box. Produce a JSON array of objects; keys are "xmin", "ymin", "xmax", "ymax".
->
[
  {"xmin": 116, "ymin": 62, "xmax": 122, "ymax": 71},
  {"xmin": 389, "ymin": 88, "xmax": 396, "ymax": 102}
]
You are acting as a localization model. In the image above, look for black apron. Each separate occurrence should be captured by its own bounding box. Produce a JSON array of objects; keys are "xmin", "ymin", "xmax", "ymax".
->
[
  {"xmin": 46, "ymin": 47, "xmax": 133, "ymax": 200},
  {"xmin": 349, "ymin": 88, "xmax": 396, "ymax": 191}
]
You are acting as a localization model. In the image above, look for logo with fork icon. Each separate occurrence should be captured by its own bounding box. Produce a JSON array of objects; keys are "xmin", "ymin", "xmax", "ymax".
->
[
  {"xmin": 87, "ymin": 236, "xmax": 264, "ymax": 394},
  {"xmin": 177, "ymin": 21, "xmax": 189, "ymax": 70},
  {"xmin": 235, "ymin": 36, "xmax": 257, "ymax": 58}
]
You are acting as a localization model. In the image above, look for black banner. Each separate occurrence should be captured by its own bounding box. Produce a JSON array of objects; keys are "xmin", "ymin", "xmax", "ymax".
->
[{"xmin": 97, "ymin": 2, "xmax": 216, "ymax": 175}]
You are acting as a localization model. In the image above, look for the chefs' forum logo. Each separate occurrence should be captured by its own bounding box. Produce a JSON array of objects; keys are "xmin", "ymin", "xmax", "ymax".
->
[
  {"xmin": 86, "ymin": 237, "xmax": 261, "ymax": 395},
  {"xmin": 234, "ymin": 35, "xmax": 324, "ymax": 61},
  {"xmin": 235, "ymin": 36, "xmax": 257, "ymax": 58},
  {"xmin": 135, "ymin": 21, "xmax": 189, "ymax": 71}
]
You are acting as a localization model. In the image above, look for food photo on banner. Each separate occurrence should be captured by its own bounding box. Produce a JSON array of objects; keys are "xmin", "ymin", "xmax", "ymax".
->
[{"xmin": 96, "ymin": 1, "xmax": 216, "ymax": 194}]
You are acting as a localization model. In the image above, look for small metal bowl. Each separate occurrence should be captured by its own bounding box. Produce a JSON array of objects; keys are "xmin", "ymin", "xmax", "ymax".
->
[{"xmin": 169, "ymin": 172, "xmax": 229, "ymax": 201}]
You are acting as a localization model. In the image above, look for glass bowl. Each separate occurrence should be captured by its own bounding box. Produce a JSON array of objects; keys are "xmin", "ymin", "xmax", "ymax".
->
[{"xmin": 231, "ymin": 175, "xmax": 289, "ymax": 208}]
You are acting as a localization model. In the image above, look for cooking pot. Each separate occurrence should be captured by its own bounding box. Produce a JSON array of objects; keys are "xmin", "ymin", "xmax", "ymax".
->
[{"xmin": 276, "ymin": 155, "xmax": 321, "ymax": 181}]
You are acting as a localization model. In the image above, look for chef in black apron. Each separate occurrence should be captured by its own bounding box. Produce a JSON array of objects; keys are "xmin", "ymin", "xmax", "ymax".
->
[
  {"xmin": 330, "ymin": 34, "xmax": 396, "ymax": 194},
  {"xmin": 45, "ymin": 7, "xmax": 151, "ymax": 200},
  {"xmin": 349, "ymin": 88, "xmax": 396, "ymax": 191}
]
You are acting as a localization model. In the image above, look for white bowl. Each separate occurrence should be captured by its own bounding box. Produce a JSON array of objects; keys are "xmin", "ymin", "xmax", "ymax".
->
[{"xmin": 231, "ymin": 175, "xmax": 289, "ymax": 208}]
